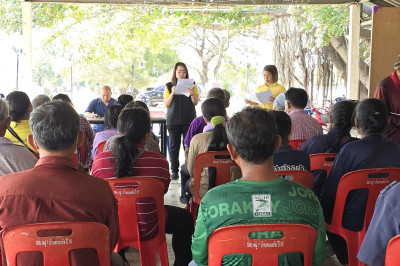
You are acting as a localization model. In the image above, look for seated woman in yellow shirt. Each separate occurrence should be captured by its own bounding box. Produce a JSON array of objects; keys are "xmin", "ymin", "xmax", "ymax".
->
[
  {"xmin": 4, "ymin": 91, "xmax": 37, "ymax": 153},
  {"xmin": 245, "ymin": 64, "xmax": 286, "ymax": 110}
]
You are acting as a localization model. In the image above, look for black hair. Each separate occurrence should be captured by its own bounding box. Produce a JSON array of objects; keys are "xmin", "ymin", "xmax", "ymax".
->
[
  {"xmin": 227, "ymin": 107, "xmax": 277, "ymax": 164},
  {"xmin": 285, "ymin": 87, "xmax": 308, "ymax": 109},
  {"xmin": 270, "ymin": 110, "xmax": 291, "ymax": 145},
  {"xmin": 52, "ymin": 93, "xmax": 72, "ymax": 104},
  {"xmin": 263, "ymin": 65, "xmax": 279, "ymax": 83},
  {"xmin": 32, "ymin": 94, "xmax": 51, "ymax": 109},
  {"xmin": 207, "ymin": 88, "xmax": 225, "ymax": 103},
  {"xmin": 6, "ymin": 91, "xmax": 31, "ymax": 122},
  {"xmin": 104, "ymin": 105, "xmax": 123, "ymax": 130},
  {"xmin": 114, "ymin": 108, "xmax": 151, "ymax": 178},
  {"xmin": 125, "ymin": 100, "xmax": 149, "ymax": 111},
  {"xmin": 330, "ymin": 101, "xmax": 357, "ymax": 152},
  {"xmin": 171, "ymin": 62, "xmax": 189, "ymax": 87},
  {"xmin": 30, "ymin": 101, "xmax": 80, "ymax": 151},
  {"xmin": 117, "ymin": 94, "xmax": 134, "ymax": 108},
  {"xmin": 355, "ymin": 98, "xmax": 388, "ymax": 136},
  {"xmin": 201, "ymin": 98, "xmax": 227, "ymax": 122}
]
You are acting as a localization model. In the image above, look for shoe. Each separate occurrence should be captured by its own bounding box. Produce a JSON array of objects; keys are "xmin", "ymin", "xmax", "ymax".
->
[{"xmin": 171, "ymin": 172, "xmax": 179, "ymax": 180}]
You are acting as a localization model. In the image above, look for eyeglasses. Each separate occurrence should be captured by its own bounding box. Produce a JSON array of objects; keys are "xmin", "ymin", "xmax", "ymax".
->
[{"xmin": 177, "ymin": 70, "xmax": 187, "ymax": 74}]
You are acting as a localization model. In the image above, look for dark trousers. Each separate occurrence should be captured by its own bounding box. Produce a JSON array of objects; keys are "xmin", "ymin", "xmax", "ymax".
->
[
  {"xmin": 165, "ymin": 205, "xmax": 194, "ymax": 266},
  {"xmin": 167, "ymin": 125, "xmax": 190, "ymax": 173}
]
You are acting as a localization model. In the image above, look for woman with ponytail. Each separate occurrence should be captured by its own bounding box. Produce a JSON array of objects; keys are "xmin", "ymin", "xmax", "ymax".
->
[
  {"xmin": 91, "ymin": 108, "xmax": 194, "ymax": 266},
  {"xmin": 300, "ymin": 100, "xmax": 358, "ymax": 196},
  {"xmin": 186, "ymin": 98, "xmax": 241, "ymax": 199},
  {"xmin": 320, "ymin": 98, "xmax": 400, "ymax": 266}
]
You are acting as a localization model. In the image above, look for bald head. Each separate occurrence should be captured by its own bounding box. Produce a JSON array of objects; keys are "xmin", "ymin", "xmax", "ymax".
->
[{"xmin": 101, "ymin": 86, "xmax": 112, "ymax": 105}]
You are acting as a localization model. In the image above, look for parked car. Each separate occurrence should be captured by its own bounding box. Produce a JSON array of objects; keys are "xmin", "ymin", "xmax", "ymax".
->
[{"xmin": 135, "ymin": 85, "xmax": 165, "ymax": 107}]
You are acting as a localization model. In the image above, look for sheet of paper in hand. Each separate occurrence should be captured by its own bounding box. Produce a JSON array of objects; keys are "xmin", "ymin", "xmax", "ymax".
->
[
  {"xmin": 246, "ymin": 90, "xmax": 273, "ymax": 104},
  {"xmin": 175, "ymin": 79, "xmax": 195, "ymax": 97}
]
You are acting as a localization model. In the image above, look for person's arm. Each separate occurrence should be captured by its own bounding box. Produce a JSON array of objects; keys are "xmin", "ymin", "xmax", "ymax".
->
[
  {"xmin": 189, "ymin": 85, "xmax": 200, "ymax": 106},
  {"xmin": 84, "ymin": 100, "xmax": 98, "ymax": 118},
  {"xmin": 191, "ymin": 203, "xmax": 210, "ymax": 266},
  {"xmin": 357, "ymin": 191, "xmax": 400, "ymax": 266},
  {"xmin": 164, "ymin": 86, "xmax": 175, "ymax": 108},
  {"xmin": 375, "ymin": 81, "xmax": 390, "ymax": 112}
]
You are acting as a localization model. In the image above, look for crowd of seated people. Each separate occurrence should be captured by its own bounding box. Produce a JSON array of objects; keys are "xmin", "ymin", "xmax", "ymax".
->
[{"xmin": 3, "ymin": 84, "xmax": 400, "ymax": 266}]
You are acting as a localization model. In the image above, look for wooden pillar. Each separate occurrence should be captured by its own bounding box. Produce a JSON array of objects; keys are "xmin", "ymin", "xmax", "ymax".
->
[{"xmin": 347, "ymin": 3, "xmax": 361, "ymax": 100}]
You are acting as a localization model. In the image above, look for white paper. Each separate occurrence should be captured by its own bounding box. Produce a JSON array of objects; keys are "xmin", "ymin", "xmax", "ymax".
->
[
  {"xmin": 255, "ymin": 90, "xmax": 273, "ymax": 104},
  {"xmin": 245, "ymin": 93, "xmax": 261, "ymax": 104},
  {"xmin": 175, "ymin": 79, "xmax": 195, "ymax": 97}
]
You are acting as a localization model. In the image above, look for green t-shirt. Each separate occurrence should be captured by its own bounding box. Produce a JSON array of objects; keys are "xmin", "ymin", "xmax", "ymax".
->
[{"xmin": 191, "ymin": 178, "xmax": 326, "ymax": 266}]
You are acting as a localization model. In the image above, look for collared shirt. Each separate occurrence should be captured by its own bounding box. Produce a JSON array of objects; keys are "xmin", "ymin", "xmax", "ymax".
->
[
  {"xmin": 91, "ymin": 128, "xmax": 118, "ymax": 159},
  {"xmin": 289, "ymin": 109, "xmax": 323, "ymax": 140},
  {"xmin": 0, "ymin": 137, "xmax": 37, "ymax": 176},
  {"xmin": 91, "ymin": 149, "xmax": 170, "ymax": 241},
  {"xmin": 0, "ymin": 156, "xmax": 119, "ymax": 265},
  {"xmin": 4, "ymin": 120, "xmax": 37, "ymax": 152},
  {"xmin": 85, "ymin": 97, "xmax": 118, "ymax": 132},
  {"xmin": 256, "ymin": 82, "xmax": 286, "ymax": 110}
]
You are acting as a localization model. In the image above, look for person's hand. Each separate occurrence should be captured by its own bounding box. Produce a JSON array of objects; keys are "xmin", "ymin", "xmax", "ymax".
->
[
  {"xmin": 269, "ymin": 96, "xmax": 276, "ymax": 102},
  {"xmin": 171, "ymin": 86, "xmax": 176, "ymax": 94},
  {"xmin": 245, "ymin": 99, "xmax": 251, "ymax": 104},
  {"xmin": 188, "ymin": 88, "xmax": 195, "ymax": 96},
  {"xmin": 92, "ymin": 113, "xmax": 100, "ymax": 118}
]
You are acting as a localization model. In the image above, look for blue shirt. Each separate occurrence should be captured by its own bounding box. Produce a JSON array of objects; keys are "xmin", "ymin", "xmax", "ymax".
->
[
  {"xmin": 273, "ymin": 144, "xmax": 311, "ymax": 171},
  {"xmin": 357, "ymin": 181, "xmax": 400, "ymax": 266},
  {"xmin": 85, "ymin": 98, "xmax": 117, "ymax": 132},
  {"xmin": 320, "ymin": 135, "xmax": 400, "ymax": 230}
]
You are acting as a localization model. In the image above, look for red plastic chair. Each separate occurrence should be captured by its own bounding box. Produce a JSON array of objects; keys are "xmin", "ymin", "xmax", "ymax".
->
[
  {"xmin": 276, "ymin": 170, "xmax": 314, "ymax": 189},
  {"xmin": 310, "ymin": 153, "xmax": 337, "ymax": 176},
  {"xmin": 288, "ymin": 139, "xmax": 306, "ymax": 150},
  {"xmin": 107, "ymin": 178, "xmax": 168, "ymax": 266},
  {"xmin": 208, "ymin": 224, "xmax": 317, "ymax": 266},
  {"xmin": 2, "ymin": 222, "xmax": 110, "ymax": 266},
  {"xmin": 191, "ymin": 151, "xmax": 238, "ymax": 220},
  {"xmin": 98, "ymin": 141, "xmax": 107, "ymax": 154},
  {"xmin": 326, "ymin": 168, "xmax": 400, "ymax": 266},
  {"xmin": 385, "ymin": 235, "xmax": 400, "ymax": 265}
]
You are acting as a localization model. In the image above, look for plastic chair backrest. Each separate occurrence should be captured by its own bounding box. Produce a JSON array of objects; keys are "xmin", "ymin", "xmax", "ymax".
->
[
  {"xmin": 208, "ymin": 224, "xmax": 317, "ymax": 266},
  {"xmin": 309, "ymin": 153, "xmax": 337, "ymax": 176},
  {"xmin": 288, "ymin": 139, "xmax": 306, "ymax": 150},
  {"xmin": 107, "ymin": 177, "xmax": 168, "ymax": 266},
  {"xmin": 2, "ymin": 222, "xmax": 110, "ymax": 266},
  {"xmin": 98, "ymin": 141, "xmax": 107, "ymax": 154},
  {"xmin": 385, "ymin": 235, "xmax": 400, "ymax": 265},
  {"xmin": 193, "ymin": 151, "xmax": 237, "ymax": 205},
  {"xmin": 276, "ymin": 170, "xmax": 314, "ymax": 189},
  {"xmin": 326, "ymin": 168, "xmax": 400, "ymax": 266}
]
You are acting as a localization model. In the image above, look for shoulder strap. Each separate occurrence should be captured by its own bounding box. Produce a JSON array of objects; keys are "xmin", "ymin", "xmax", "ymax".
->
[
  {"xmin": 357, "ymin": 139, "xmax": 386, "ymax": 170},
  {"xmin": 7, "ymin": 127, "xmax": 35, "ymax": 153}
]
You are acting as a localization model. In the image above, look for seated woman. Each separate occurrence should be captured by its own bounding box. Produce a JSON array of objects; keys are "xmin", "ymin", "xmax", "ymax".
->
[
  {"xmin": 186, "ymin": 97, "xmax": 241, "ymax": 200},
  {"xmin": 271, "ymin": 110, "xmax": 310, "ymax": 172},
  {"xmin": 91, "ymin": 105, "xmax": 123, "ymax": 159},
  {"xmin": 103, "ymin": 101, "xmax": 160, "ymax": 153},
  {"xmin": 91, "ymin": 108, "xmax": 194, "ymax": 266},
  {"xmin": 300, "ymin": 100, "xmax": 358, "ymax": 196},
  {"xmin": 4, "ymin": 91, "xmax": 37, "ymax": 153},
  {"xmin": 320, "ymin": 98, "xmax": 400, "ymax": 265}
]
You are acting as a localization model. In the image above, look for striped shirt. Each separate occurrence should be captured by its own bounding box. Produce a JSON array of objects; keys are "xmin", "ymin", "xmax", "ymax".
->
[
  {"xmin": 91, "ymin": 149, "xmax": 170, "ymax": 240},
  {"xmin": 289, "ymin": 109, "xmax": 323, "ymax": 141},
  {"xmin": 0, "ymin": 137, "xmax": 37, "ymax": 176}
]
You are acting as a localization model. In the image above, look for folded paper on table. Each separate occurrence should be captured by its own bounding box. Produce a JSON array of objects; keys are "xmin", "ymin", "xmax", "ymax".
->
[
  {"xmin": 246, "ymin": 90, "xmax": 273, "ymax": 104},
  {"xmin": 175, "ymin": 79, "xmax": 195, "ymax": 97}
]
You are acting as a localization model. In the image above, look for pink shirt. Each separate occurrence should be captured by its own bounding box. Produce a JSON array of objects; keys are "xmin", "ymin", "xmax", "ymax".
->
[{"xmin": 289, "ymin": 109, "xmax": 323, "ymax": 140}]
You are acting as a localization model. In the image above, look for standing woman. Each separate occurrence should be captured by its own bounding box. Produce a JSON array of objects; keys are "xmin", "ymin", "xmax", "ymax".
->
[
  {"xmin": 164, "ymin": 62, "xmax": 199, "ymax": 180},
  {"xmin": 245, "ymin": 65, "xmax": 286, "ymax": 110}
]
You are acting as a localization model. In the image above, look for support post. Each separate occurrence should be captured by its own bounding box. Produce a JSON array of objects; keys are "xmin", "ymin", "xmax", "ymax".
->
[{"xmin": 347, "ymin": 3, "xmax": 361, "ymax": 100}]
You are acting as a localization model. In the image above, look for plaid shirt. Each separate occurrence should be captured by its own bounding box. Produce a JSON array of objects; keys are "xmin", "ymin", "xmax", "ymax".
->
[{"xmin": 289, "ymin": 109, "xmax": 323, "ymax": 141}]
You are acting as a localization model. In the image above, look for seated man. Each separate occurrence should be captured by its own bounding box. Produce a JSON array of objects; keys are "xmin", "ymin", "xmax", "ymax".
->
[
  {"xmin": 191, "ymin": 107, "xmax": 326, "ymax": 266},
  {"xmin": 0, "ymin": 98, "xmax": 37, "ymax": 176},
  {"xmin": 31, "ymin": 94, "xmax": 50, "ymax": 109},
  {"xmin": 84, "ymin": 85, "xmax": 118, "ymax": 132},
  {"xmin": 357, "ymin": 181, "xmax": 400, "ymax": 266},
  {"xmin": 271, "ymin": 110, "xmax": 311, "ymax": 172},
  {"xmin": 0, "ymin": 101, "xmax": 123, "ymax": 266},
  {"xmin": 285, "ymin": 87, "xmax": 322, "ymax": 141}
]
